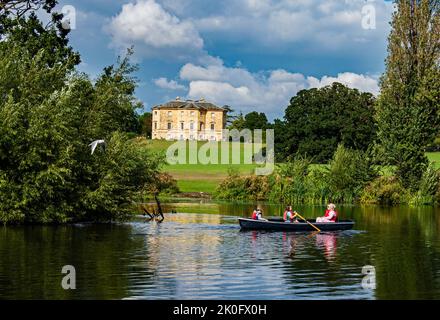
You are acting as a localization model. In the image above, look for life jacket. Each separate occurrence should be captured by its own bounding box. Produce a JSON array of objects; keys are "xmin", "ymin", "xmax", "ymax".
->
[
  {"xmin": 252, "ymin": 210, "xmax": 258, "ymax": 220},
  {"xmin": 283, "ymin": 210, "xmax": 293, "ymax": 221},
  {"xmin": 325, "ymin": 209, "xmax": 338, "ymax": 222}
]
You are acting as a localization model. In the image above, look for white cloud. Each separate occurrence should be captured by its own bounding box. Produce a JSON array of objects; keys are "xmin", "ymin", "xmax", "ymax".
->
[
  {"xmin": 108, "ymin": 0, "xmax": 393, "ymax": 60},
  {"xmin": 192, "ymin": 0, "xmax": 394, "ymax": 48},
  {"xmin": 307, "ymin": 72, "xmax": 380, "ymax": 94},
  {"xmin": 179, "ymin": 62, "xmax": 379, "ymax": 115},
  {"xmin": 154, "ymin": 77, "xmax": 186, "ymax": 90},
  {"xmin": 107, "ymin": 0, "xmax": 204, "ymax": 60},
  {"xmin": 105, "ymin": 0, "xmax": 389, "ymax": 117}
]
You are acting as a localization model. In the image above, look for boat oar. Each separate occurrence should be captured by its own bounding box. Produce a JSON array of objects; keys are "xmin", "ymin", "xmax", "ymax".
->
[{"xmin": 294, "ymin": 211, "xmax": 321, "ymax": 232}]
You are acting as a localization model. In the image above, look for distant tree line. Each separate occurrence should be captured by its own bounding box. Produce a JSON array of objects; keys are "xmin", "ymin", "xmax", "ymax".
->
[{"xmin": 221, "ymin": 0, "xmax": 440, "ymax": 202}]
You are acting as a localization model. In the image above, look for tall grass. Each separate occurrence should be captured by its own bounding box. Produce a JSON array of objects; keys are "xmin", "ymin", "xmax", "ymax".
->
[
  {"xmin": 214, "ymin": 146, "xmax": 440, "ymax": 206},
  {"xmin": 216, "ymin": 146, "xmax": 378, "ymax": 204}
]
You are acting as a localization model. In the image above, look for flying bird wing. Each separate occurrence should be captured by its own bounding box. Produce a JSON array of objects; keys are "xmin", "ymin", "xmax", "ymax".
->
[{"xmin": 89, "ymin": 140, "xmax": 105, "ymax": 155}]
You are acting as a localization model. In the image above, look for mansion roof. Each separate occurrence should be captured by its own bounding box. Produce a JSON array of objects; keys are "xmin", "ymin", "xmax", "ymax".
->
[{"xmin": 153, "ymin": 98, "xmax": 226, "ymax": 112}]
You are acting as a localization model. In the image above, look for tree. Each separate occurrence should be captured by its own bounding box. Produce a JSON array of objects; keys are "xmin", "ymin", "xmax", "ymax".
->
[
  {"xmin": 138, "ymin": 112, "xmax": 152, "ymax": 138},
  {"xmin": 228, "ymin": 112, "xmax": 246, "ymax": 130},
  {"xmin": 244, "ymin": 111, "xmax": 269, "ymax": 130},
  {"xmin": 89, "ymin": 48, "xmax": 141, "ymax": 139},
  {"xmin": 222, "ymin": 105, "xmax": 236, "ymax": 125},
  {"xmin": 275, "ymin": 82, "xmax": 376, "ymax": 163},
  {"xmin": 0, "ymin": 1, "xmax": 80, "ymax": 70},
  {"xmin": 0, "ymin": 0, "xmax": 57, "ymax": 18},
  {"xmin": 375, "ymin": 0, "xmax": 440, "ymax": 190},
  {"xmin": 0, "ymin": 11, "xmax": 162, "ymax": 224}
]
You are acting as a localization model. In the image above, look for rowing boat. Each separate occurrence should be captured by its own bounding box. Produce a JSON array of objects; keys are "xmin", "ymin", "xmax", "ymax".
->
[{"xmin": 238, "ymin": 217, "xmax": 355, "ymax": 232}]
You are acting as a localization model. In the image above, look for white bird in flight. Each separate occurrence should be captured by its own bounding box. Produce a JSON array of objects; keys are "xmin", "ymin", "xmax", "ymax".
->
[{"xmin": 89, "ymin": 140, "xmax": 105, "ymax": 155}]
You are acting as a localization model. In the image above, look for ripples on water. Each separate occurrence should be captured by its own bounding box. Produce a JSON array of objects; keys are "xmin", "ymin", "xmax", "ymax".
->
[
  {"xmin": 121, "ymin": 214, "xmax": 373, "ymax": 300},
  {"xmin": 1, "ymin": 207, "xmax": 440, "ymax": 300}
]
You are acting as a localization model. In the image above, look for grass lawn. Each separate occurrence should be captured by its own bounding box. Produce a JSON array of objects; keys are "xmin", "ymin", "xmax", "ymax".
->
[
  {"xmin": 427, "ymin": 152, "xmax": 440, "ymax": 168},
  {"xmin": 143, "ymin": 140, "xmax": 440, "ymax": 193},
  {"xmin": 143, "ymin": 139, "xmax": 263, "ymax": 193}
]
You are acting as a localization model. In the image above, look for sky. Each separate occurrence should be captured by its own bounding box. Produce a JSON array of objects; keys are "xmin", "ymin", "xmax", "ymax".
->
[{"xmin": 53, "ymin": 0, "xmax": 395, "ymax": 120}]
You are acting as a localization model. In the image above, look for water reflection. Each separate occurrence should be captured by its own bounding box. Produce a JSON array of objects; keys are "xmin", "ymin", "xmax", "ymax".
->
[
  {"xmin": 315, "ymin": 233, "xmax": 338, "ymax": 262},
  {"xmin": 0, "ymin": 203, "xmax": 440, "ymax": 299}
]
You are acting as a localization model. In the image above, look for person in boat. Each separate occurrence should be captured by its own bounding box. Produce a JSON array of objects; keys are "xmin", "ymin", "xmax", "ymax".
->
[
  {"xmin": 316, "ymin": 203, "xmax": 338, "ymax": 223},
  {"xmin": 283, "ymin": 206, "xmax": 299, "ymax": 223},
  {"xmin": 252, "ymin": 208, "xmax": 267, "ymax": 221}
]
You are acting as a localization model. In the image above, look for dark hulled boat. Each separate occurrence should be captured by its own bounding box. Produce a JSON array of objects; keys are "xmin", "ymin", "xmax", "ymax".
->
[{"xmin": 238, "ymin": 218, "xmax": 355, "ymax": 232}]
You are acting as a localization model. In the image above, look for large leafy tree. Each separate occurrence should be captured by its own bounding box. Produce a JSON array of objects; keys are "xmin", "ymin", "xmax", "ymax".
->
[
  {"xmin": 375, "ymin": 0, "xmax": 440, "ymax": 190},
  {"xmin": 244, "ymin": 111, "xmax": 269, "ymax": 130},
  {"xmin": 0, "ymin": 5, "xmax": 163, "ymax": 224},
  {"xmin": 275, "ymin": 82, "xmax": 376, "ymax": 162}
]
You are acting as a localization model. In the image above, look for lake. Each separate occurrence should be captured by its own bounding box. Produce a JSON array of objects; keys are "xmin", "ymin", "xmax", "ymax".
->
[{"xmin": 1, "ymin": 200, "xmax": 440, "ymax": 299}]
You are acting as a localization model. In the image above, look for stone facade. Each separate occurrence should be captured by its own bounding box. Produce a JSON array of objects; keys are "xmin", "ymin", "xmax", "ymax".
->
[{"xmin": 152, "ymin": 98, "xmax": 227, "ymax": 141}]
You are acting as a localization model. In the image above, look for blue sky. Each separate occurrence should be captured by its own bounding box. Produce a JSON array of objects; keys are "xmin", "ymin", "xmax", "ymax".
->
[{"xmin": 53, "ymin": 0, "xmax": 394, "ymax": 120}]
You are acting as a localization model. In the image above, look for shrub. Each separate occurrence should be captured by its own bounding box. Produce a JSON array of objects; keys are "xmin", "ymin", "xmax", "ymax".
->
[
  {"xmin": 360, "ymin": 176, "xmax": 408, "ymax": 205},
  {"xmin": 410, "ymin": 162, "xmax": 440, "ymax": 205},
  {"xmin": 214, "ymin": 169, "xmax": 271, "ymax": 201},
  {"xmin": 269, "ymin": 156, "xmax": 311, "ymax": 203},
  {"xmin": 327, "ymin": 144, "xmax": 378, "ymax": 202}
]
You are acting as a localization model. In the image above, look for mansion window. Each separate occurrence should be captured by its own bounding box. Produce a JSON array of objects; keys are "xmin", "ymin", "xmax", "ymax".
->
[
  {"xmin": 180, "ymin": 122, "xmax": 184, "ymax": 130},
  {"xmin": 167, "ymin": 111, "xmax": 172, "ymax": 117},
  {"xmin": 211, "ymin": 123, "xmax": 215, "ymax": 130},
  {"xmin": 190, "ymin": 111, "xmax": 195, "ymax": 117},
  {"xmin": 167, "ymin": 122, "xmax": 172, "ymax": 130},
  {"xmin": 211, "ymin": 112, "xmax": 215, "ymax": 119},
  {"xmin": 154, "ymin": 122, "xmax": 157, "ymax": 130},
  {"xmin": 190, "ymin": 122, "xmax": 194, "ymax": 130}
]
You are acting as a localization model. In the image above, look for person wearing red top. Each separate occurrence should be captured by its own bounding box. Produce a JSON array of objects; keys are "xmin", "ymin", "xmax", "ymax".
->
[
  {"xmin": 283, "ymin": 206, "xmax": 293, "ymax": 221},
  {"xmin": 251, "ymin": 208, "xmax": 267, "ymax": 221},
  {"xmin": 283, "ymin": 206, "xmax": 299, "ymax": 223},
  {"xmin": 316, "ymin": 203, "xmax": 338, "ymax": 223}
]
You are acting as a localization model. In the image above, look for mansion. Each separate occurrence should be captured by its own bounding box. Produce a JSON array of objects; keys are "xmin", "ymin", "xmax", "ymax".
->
[{"xmin": 151, "ymin": 98, "xmax": 227, "ymax": 141}]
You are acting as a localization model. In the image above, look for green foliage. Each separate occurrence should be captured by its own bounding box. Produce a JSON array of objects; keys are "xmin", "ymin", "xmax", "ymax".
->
[
  {"xmin": 214, "ymin": 168, "xmax": 270, "ymax": 201},
  {"xmin": 360, "ymin": 176, "xmax": 408, "ymax": 205},
  {"xmin": 228, "ymin": 113, "xmax": 246, "ymax": 131},
  {"xmin": 375, "ymin": 0, "xmax": 440, "ymax": 190},
  {"xmin": 268, "ymin": 155, "xmax": 312, "ymax": 203},
  {"xmin": 215, "ymin": 146, "xmax": 378, "ymax": 204},
  {"xmin": 228, "ymin": 111, "xmax": 270, "ymax": 131},
  {"xmin": 81, "ymin": 133, "xmax": 162, "ymax": 221},
  {"xmin": 410, "ymin": 162, "xmax": 440, "ymax": 205},
  {"xmin": 276, "ymin": 82, "xmax": 376, "ymax": 163},
  {"xmin": 138, "ymin": 112, "xmax": 152, "ymax": 138},
  {"xmin": 244, "ymin": 111, "xmax": 269, "ymax": 130},
  {"xmin": 327, "ymin": 145, "xmax": 378, "ymax": 202},
  {"xmin": 91, "ymin": 48, "xmax": 142, "ymax": 138},
  {"xmin": 0, "ymin": 22, "xmax": 163, "ymax": 224}
]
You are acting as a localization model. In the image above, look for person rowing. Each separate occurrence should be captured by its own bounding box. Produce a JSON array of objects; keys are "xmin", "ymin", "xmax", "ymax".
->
[
  {"xmin": 316, "ymin": 203, "xmax": 338, "ymax": 223},
  {"xmin": 283, "ymin": 206, "xmax": 299, "ymax": 223}
]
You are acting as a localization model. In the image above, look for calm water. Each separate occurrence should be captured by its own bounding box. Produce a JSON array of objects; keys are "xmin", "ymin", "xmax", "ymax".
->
[{"xmin": 1, "ymin": 201, "xmax": 440, "ymax": 299}]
